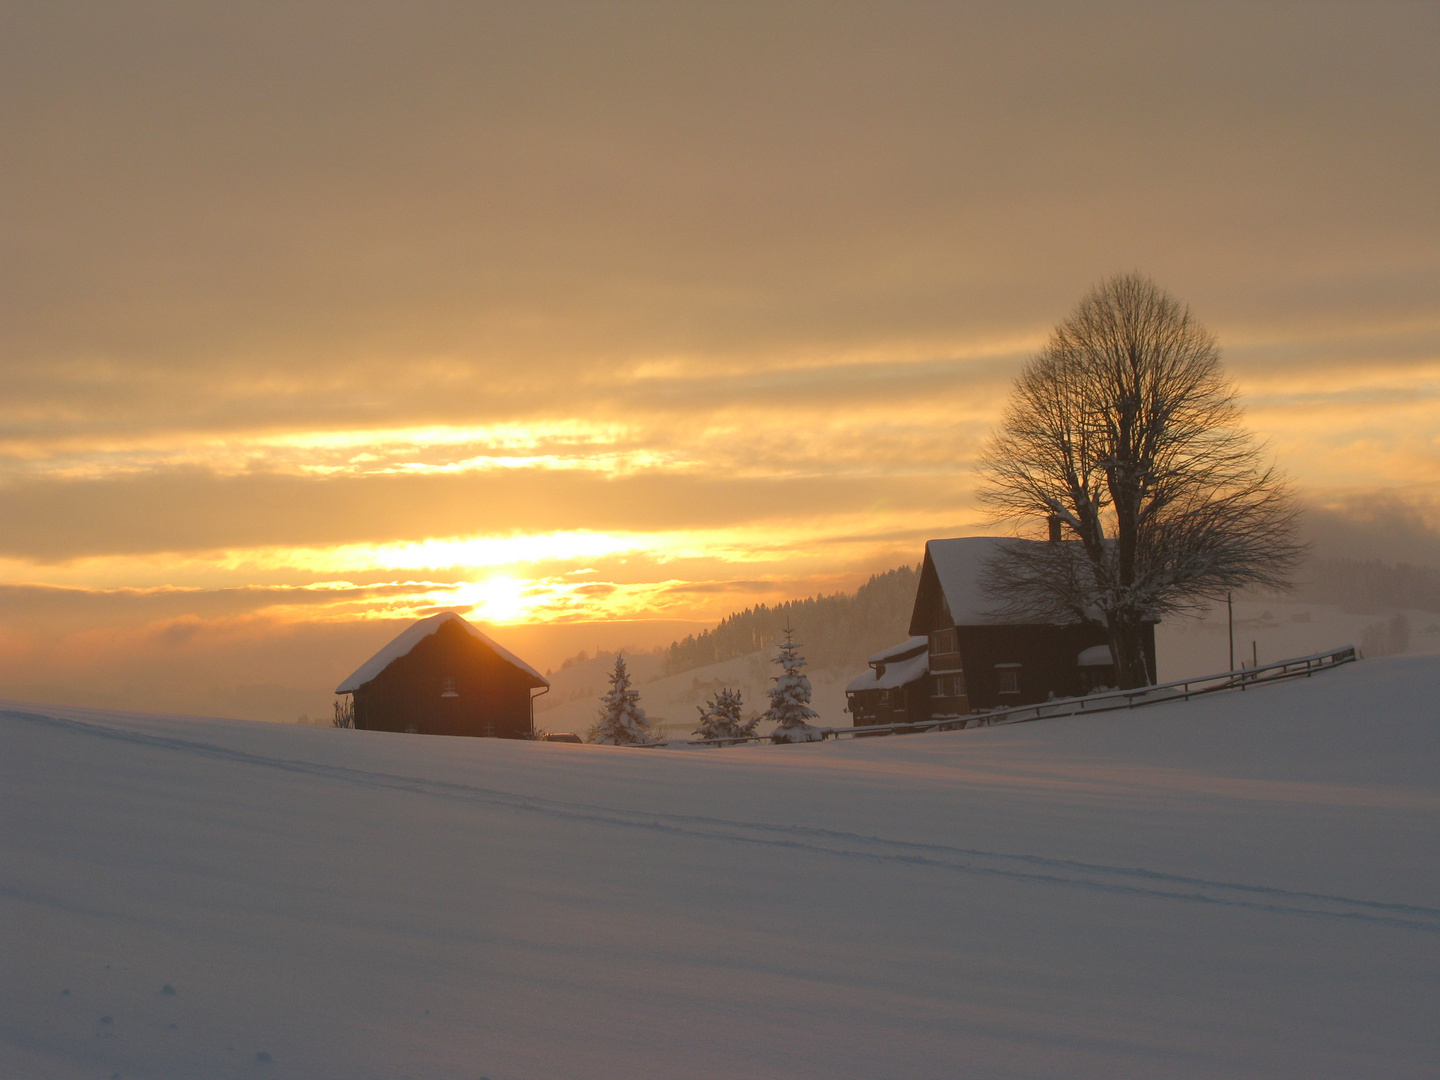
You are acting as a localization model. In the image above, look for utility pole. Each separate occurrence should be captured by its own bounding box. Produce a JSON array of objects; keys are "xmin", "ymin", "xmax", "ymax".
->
[{"xmin": 1227, "ymin": 592, "xmax": 1234, "ymax": 671}]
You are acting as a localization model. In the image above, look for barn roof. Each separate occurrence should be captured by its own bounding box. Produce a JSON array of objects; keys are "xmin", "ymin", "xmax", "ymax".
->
[
  {"xmin": 335, "ymin": 611, "xmax": 549, "ymax": 693},
  {"xmin": 924, "ymin": 536, "xmax": 1040, "ymax": 625},
  {"xmin": 867, "ymin": 636, "xmax": 928, "ymax": 665},
  {"xmin": 846, "ymin": 650, "xmax": 929, "ymax": 693}
]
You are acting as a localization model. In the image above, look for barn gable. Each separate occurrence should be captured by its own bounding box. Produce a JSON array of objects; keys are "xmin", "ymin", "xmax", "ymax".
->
[
  {"xmin": 909, "ymin": 536, "xmax": 1060, "ymax": 634},
  {"xmin": 336, "ymin": 612, "xmax": 547, "ymax": 694},
  {"xmin": 336, "ymin": 612, "xmax": 548, "ymax": 738}
]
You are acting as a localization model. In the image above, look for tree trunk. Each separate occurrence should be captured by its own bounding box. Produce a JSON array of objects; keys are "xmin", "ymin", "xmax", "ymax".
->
[{"xmin": 1107, "ymin": 617, "xmax": 1151, "ymax": 689}]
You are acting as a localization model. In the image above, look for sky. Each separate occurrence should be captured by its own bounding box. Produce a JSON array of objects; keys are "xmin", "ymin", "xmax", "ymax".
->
[{"xmin": 1, "ymin": 2, "xmax": 1437, "ymax": 720}]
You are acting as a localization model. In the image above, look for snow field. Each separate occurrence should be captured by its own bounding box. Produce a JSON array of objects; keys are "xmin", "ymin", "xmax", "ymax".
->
[{"xmin": 4, "ymin": 655, "xmax": 1439, "ymax": 1079}]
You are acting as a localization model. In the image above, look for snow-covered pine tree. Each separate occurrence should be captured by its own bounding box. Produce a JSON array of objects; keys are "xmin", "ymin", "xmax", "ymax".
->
[
  {"xmin": 587, "ymin": 655, "xmax": 657, "ymax": 745},
  {"xmin": 763, "ymin": 628, "xmax": 823, "ymax": 743},
  {"xmin": 692, "ymin": 687, "xmax": 755, "ymax": 743}
]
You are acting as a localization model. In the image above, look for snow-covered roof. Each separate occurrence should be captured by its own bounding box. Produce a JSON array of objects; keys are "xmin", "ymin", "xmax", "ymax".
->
[
  {"xmin": 335, "ymin": 612, "xmax": 548, "ymax": 694},
  {"xmin": 926, "ymin": 536, "xmax": 1051, "ymax": 626},
  {"xmin": 867, "ymin": 637, "xmax": 928, "ymax": 665},
  {"xmin": 846, "ymin": 651, "xmax": 929, "ymax": 693},
  {"xmin": 1077, "ymin": 645, "xmax": 1114, "ymax": 667}
]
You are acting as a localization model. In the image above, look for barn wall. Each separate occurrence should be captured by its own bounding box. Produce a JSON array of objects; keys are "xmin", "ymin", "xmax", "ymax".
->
[
  {"xmin": 956, "ymin": 623, "xmax": 1115, "ymax": 710},
  {"xmin": 352, "ymin": 620, "xmax": 539, "ymax": 738}
]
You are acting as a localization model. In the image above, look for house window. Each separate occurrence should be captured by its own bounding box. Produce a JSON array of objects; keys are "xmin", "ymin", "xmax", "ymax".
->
[
  {"xmin": 441, "ymin": 676, "xmax": 458, "ymax": 698},
  {"xmin": 930, "ymin": 628, "xmax": 958, "ymax": 655},
  {"xmin": 996, "ymin": 665, "xmax": 1020, "ymax": 695},
  {"xmin": 932, "ymin": 673, "xmax": 968, "ymax": 698}
]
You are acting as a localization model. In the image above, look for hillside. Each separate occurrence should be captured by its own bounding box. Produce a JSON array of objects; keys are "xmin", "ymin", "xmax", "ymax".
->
[
  {"xmin": 661, "ymin": 564, "xmax": 918, "ymax": 677},
  {"xmin": 6, "ymin": 656, "xmax": 1439, "ymax": 1078}
]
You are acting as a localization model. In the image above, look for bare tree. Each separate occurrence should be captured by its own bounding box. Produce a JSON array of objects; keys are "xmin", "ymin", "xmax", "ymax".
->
[
  {"xmin": 977, "ymin": 273, "xmax": 1304, "ymax": 688},
  {"xmin": 332, "ymin": 696, "xmax": 355, "ymax": 729}
]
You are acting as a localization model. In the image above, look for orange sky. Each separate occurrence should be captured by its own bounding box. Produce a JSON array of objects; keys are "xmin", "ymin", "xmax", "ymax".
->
[{"xmin": 1, "ymin": 3, "xmax": 1437, "ymax": 721}]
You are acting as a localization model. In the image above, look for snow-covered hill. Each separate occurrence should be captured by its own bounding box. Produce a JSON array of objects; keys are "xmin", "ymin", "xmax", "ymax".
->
[{"xmin": 5, "ymin": 656, "xmax": 1439, "ymax": 1079}]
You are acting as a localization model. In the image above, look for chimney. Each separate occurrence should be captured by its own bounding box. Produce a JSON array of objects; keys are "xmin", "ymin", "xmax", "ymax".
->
[{"xmin": 1047, "ymin": 515, "xmax": 1063, "ymax": 543}]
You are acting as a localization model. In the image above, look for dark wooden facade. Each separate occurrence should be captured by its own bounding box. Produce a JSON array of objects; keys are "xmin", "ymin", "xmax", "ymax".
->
[
  {"xmin": 845, "ymin": 638, "xmax": 931, "ymax": 727},
  {"xmin": 339, "ymin": 614, "xmax": 548, "ymax": 738},
  {"xmin": 846, "ymin": 682, "xmax": 928, "ymax": 726},
  {"xmin": 840, "ymin": 538, "xmax": 1157, "ymax": 722},
  {"xmin": 897, "ymin": 537, "xmax": 1157, "ymax": 717},
  {"xmin": 923, "ymin": 623, "xmax": 1154, "ymax": 711}
]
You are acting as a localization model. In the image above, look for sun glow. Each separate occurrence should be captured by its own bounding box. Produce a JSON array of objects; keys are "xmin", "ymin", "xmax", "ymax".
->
[{"xmin": 447, "ymin": 576, "xmax": 534, "ymax": 622}]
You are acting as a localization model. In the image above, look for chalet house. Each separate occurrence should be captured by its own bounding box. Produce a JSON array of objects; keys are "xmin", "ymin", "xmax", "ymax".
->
[
  {"xmin": 913, "ymin": 535, "xmax": 1155, "ymax": 713},
  {"xmin": 845, "ymin": 636, "xmax": 929, "ymax": 726},
  {"xmin": 845, "ymin": 536, "xmax": 1157, "ymax": 724},
  {"xmin": 335, "ymin": 612, "xmax": 549, "ymax": 738}
]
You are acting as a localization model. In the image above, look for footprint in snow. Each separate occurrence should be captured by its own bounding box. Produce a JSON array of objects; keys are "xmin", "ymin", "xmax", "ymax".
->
[
  {"xmin": 159, "ymin": 984, "xmax": 177, "ymax": 996},
  {"xmin": 255, "ymin": 1051, "xmax": 274, "ymax": 1064}
]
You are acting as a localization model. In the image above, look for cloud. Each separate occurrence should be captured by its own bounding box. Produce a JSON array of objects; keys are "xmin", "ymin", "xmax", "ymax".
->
[
  {"xmin": 0, "ymin": 580, "xmax": 431, "ymax": 630},
  {"xmin": 0, "ymin": 464, "xmax": 979, "ymax": 562},
  {"xmin": 3, "ymin": 5, "xmax": 1437, "ymax": 424},
  {"xmin": 1302, "ymin": 492, "xmax": 1440, "ymax": 569}
]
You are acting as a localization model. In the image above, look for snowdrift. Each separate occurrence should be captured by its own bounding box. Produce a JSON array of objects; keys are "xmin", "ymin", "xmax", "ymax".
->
[{"xmin": 5, "ymin": 656, "xmax": 1439, "ymax": 1079}]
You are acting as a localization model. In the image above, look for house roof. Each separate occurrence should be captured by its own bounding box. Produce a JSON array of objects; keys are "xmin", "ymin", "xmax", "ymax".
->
[
  {"xmin": 846, "ymin": 650, "xmax": 929, "ymax": 693},
  {"xmin": 335, "ymin": 611, "xmax": 549, "ymax": 694},
  {"xmin": 867, "ymin": 636, "xmax": 929, "ymax": 665},
  {"xmin": 924, "ymin": 535, "xmax": 1054, "ymax": 626}
]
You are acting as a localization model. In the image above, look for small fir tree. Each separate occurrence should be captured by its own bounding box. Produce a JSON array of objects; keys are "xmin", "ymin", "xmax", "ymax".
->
[
  {"xmin": 587, "ymin": 655, "xmax": 657, "ymax": 745},
  {"xmin": 692, "ymin": 687, "xmax": 755, "ymax": 742},
  {"xmin": 764, "ymin": 628, "xmax": 823, "ymax": 743}
]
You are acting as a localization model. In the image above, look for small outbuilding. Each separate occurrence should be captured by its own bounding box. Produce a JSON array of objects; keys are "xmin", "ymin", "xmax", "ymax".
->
[
  {"xmin": 844, "ymin": 637, "xmax": 930, "ymax": 726},
  {"xmin": 335, "ymin": 611, "xmax": 549, "ymax": 738}
]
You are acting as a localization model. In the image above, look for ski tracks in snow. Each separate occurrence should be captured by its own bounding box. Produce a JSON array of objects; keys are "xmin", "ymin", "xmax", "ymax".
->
[{"xmin": 9, "ymin": 709, "xmax": 1439, "ymax": 935}]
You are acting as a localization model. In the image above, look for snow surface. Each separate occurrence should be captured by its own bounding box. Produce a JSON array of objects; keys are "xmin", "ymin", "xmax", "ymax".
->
[
  {"xmin": 6, "ymin": 656, "xmax": 1440, "ymax": 1078},
  {"xmin": 1077, "ymin": 643, "xmax": 1114, "ymax": 666},
  {"xmin": 335, "ymin": 611, "xmax": 548, "ymax": 693},
  {"xmin": 845, "ymin": 649, "xmax": 929, "ymax": 692},
  {"xmin": 926, "ymin": 535, "xmax": 1046, "ymax": 625},
  {"xmin": 867, "ymin": 636, "xmax": 929, "ymax": 664}
]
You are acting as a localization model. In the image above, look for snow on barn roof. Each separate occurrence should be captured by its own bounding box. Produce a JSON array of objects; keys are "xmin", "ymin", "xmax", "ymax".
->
[
  {"xmin": 926, "ymin": 535, "xmax": 1052, "ymax": 626},
  {"xmin": 335, "ymin": 612, "xmax": 548, "ymax": 694},
  {"xmin": 846, "ymin": 650, "xmax": 929, "ymax": 694},
  {"xmin": 867, "ymin": 637, "xmax": 928, "ymax": 665}
]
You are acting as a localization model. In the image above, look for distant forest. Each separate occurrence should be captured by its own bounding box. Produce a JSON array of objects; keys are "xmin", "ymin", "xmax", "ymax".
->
[
  {"xmin": 663, "ymin": 565, "xmax": 920, "ymax": 677},
  {"xmin": 1290, "ymin": 558, "xmax": 1440, "ymax": 614}
]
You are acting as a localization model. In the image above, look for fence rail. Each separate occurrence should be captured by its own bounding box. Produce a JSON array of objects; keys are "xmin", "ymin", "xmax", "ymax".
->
[{"xmin": 659, "ymin": 644, "xmax": 1358, "ymax": 748}]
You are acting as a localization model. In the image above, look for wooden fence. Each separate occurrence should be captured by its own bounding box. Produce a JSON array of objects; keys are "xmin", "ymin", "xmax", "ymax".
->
[{"xmin": 659, "ymin": 644, "xmax": 1359, "ymax": 748}]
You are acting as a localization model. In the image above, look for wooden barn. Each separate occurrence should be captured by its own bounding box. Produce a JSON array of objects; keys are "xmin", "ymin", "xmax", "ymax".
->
[
  {"xmin": 844, "ymin": 636, "xmax": 930, "ymax": 726},
  {"xmin": 844, "ymin": 536, "xmax": 1158, "ymax": 724},
  {"xmin": 335, "ymin": 612, "xmax": 549, "ymax": 738},
  {"xmin": 910, "ymin": 536, "xmax": 1155, "ymax": 714}
]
